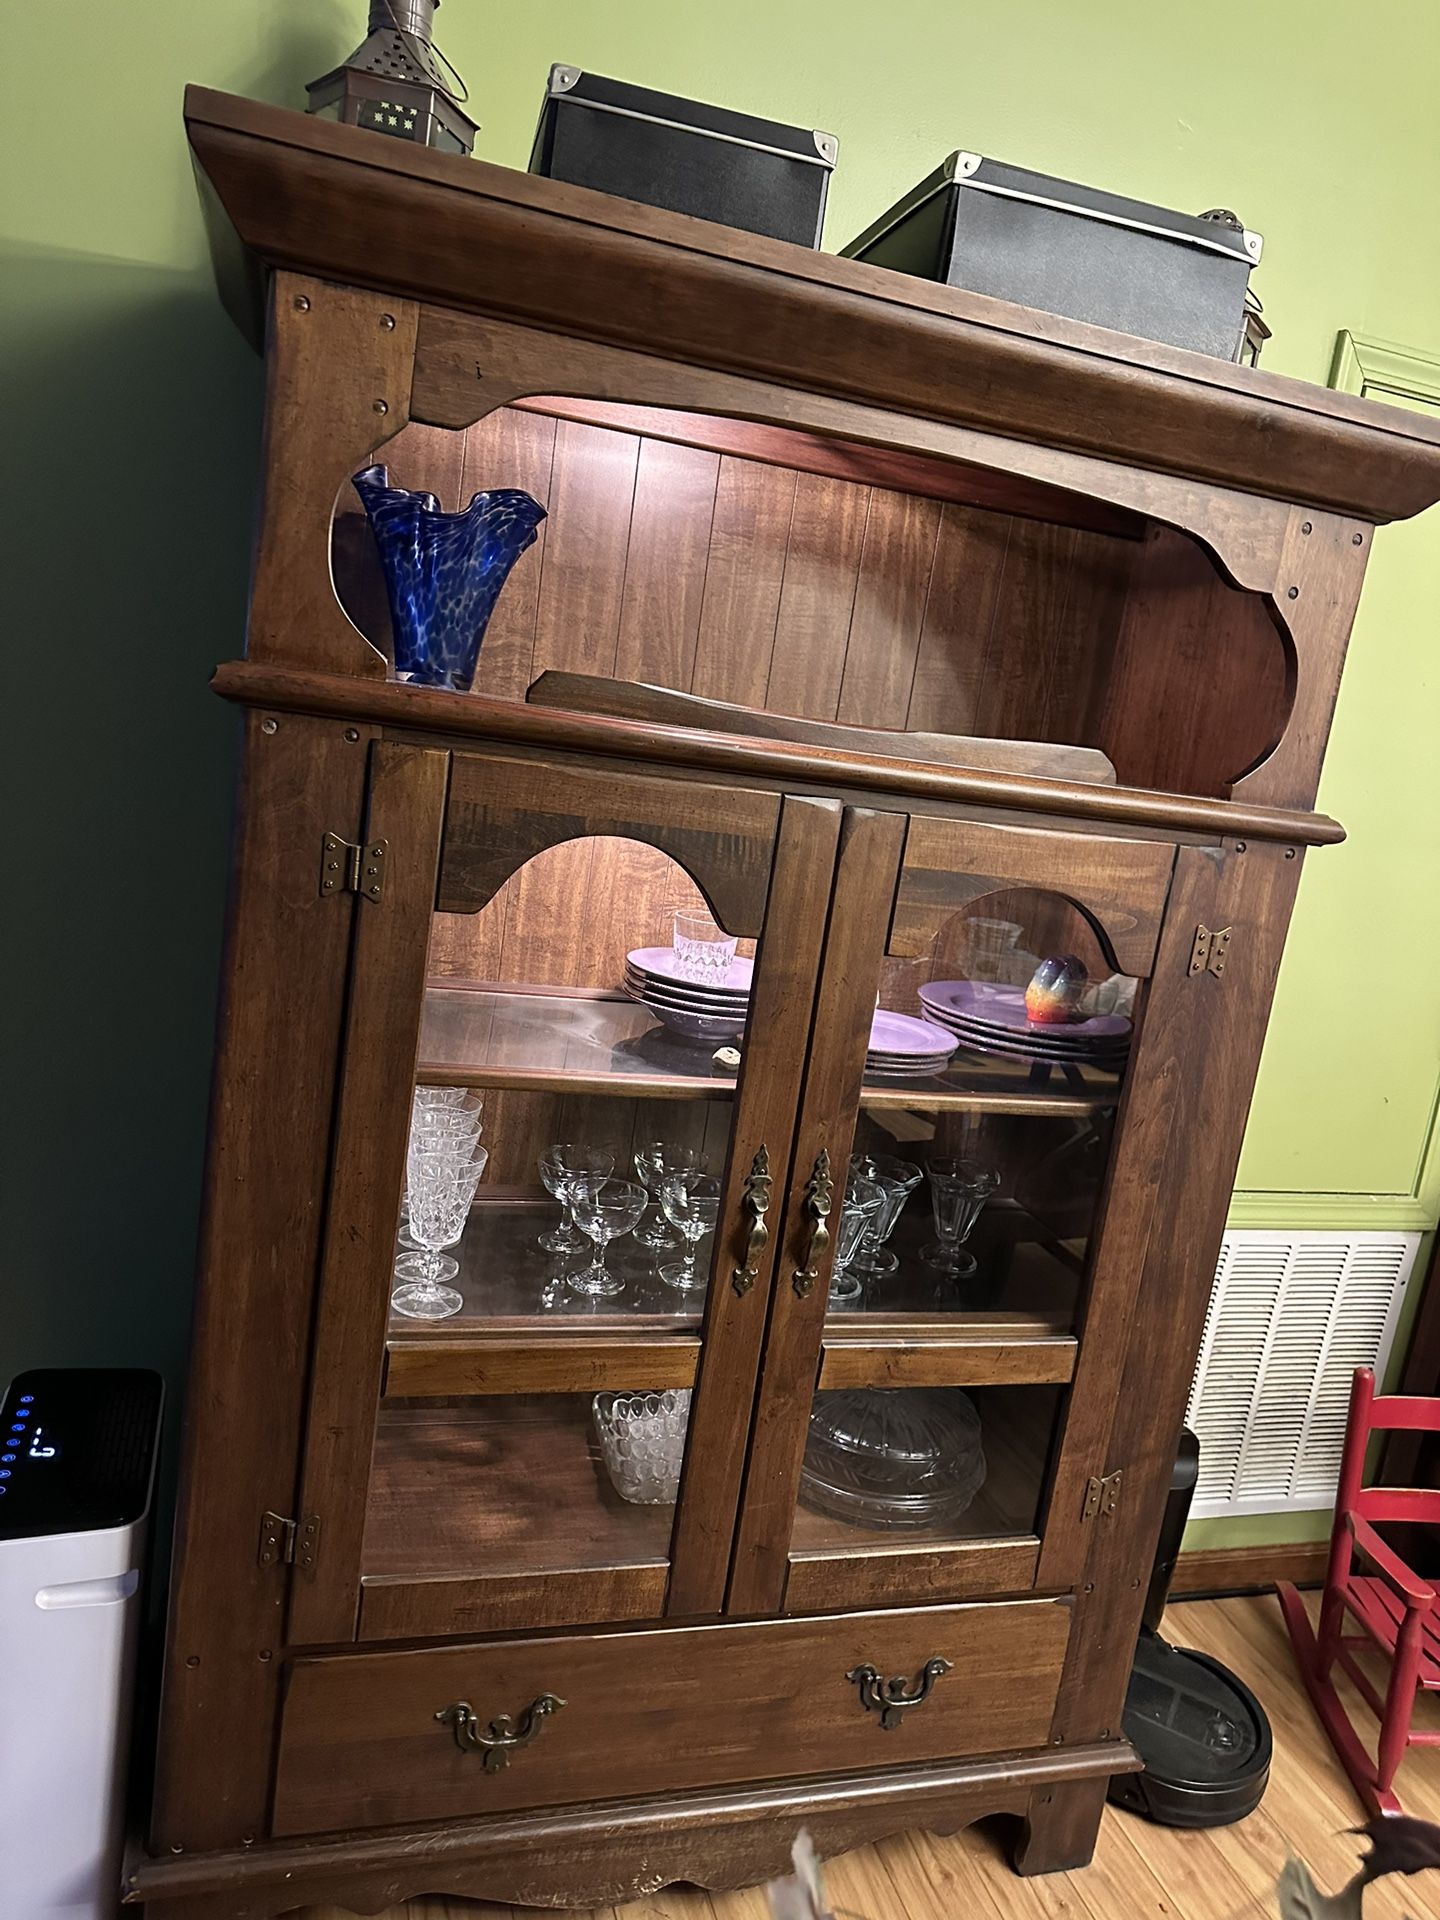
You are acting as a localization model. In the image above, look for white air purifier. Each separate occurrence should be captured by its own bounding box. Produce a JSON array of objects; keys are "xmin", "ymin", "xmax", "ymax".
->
[{"xmin": 0, "ymin": 1368, "xmax": 163, "ymax": 1920}]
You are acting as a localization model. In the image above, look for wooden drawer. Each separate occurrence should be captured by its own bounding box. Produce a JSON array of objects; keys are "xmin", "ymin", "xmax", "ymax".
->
[{"xmin": 273, "ymin": 1598, "xmax": 1071, "ymax": 1836}]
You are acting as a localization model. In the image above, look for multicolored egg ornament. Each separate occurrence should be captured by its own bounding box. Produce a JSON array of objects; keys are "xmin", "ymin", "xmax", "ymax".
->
[{"xmin": 1025, "ymin": 954, "xmax": 1089, "ymax": 1025}]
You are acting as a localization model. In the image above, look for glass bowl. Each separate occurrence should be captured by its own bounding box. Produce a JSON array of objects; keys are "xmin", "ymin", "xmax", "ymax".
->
[{"xmin": 799, "ymin": 1387, "xmax": 986, "ymax": 1531}]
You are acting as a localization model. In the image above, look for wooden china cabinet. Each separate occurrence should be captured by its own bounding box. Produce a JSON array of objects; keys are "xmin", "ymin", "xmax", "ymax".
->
[{"xmin": 130, "ymin": 87, "xmax": 1440, "ymax": 1917}]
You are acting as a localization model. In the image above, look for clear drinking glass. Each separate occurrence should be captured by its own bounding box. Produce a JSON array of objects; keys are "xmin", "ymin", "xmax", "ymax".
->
[
  {"xmin": 392, "ymin": 1143, "xmax": 489, "ymax": 1319},
  {"xmin": 657, "ymin": 1172, "xmax": 723, "ymax": 1293},
  {"xmin": 537, "ymin": 1144, "xmax": 614, "ymax": 1254},
  {"xmin": 593, "ymin": 1390, "xmax": 692, "ymax": 1503},
  {"xmin": 632, "ymin": 1140, "xmax": 706, "ymax": 1250},
  {"xmin": 672, "ymin": 909, "xmax": 738, "ymax": 985},
  {"xmin": 850, "ymin": 1154, "xmax": 923, "ymax": 1277},
  {"xmin": 922, "ymin": 1158, "xmax": 1001, "ymax": 1279},
  {"xmin": 567, "ymin": 1176, "xmax": 648, "ymax": 1298},
  {"xmin": 829, "ymin": 1175, "xmax": 885, "ymax": 1303}
]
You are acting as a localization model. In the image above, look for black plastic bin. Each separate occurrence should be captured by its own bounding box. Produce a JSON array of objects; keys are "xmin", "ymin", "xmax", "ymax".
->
[
  {"xmin": 842, "ymin": 153, "xmax": 1260, "ymax": 360},
  {"xmin": 530, "ymin": 65, "xmax": 836, "ymax": 248}
]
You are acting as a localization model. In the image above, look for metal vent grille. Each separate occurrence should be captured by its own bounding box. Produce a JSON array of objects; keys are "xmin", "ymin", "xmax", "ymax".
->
[{"xmin": 1185, "ymin": 1230, "xmax": 1421, "ymax": 1516}]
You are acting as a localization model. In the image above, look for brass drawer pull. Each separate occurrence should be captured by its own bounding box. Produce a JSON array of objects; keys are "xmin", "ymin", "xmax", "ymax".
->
[
  {"xmin": 435, "ymin": 1693, "xmax": 566, "ymax": 1770},
  {"xmin": 731, "ymin": 1144, "xmax": 773, "ymax": 1297},
  {"xmin": 791, "ymin": 1149, "xmax": 834, "ymax": 1298},
  {"xmin": 847, "ymin": 1659, "xmax": 952, "ymax": 1730}
]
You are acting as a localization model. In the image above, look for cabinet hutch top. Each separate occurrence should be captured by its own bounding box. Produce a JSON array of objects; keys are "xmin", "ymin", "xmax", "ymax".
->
[{"xmin": 187, "ymin": 85, "xmax": 1440, "ymax": 526}]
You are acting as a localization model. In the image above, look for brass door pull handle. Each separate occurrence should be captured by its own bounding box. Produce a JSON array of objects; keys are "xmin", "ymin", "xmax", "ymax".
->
[
  {"xmin": 847, "ymin": 1659, "xmax": 952, "ymax": 1730},
  {"xmin": 435, "ymin": 1693, "xmax": 566, "ymax": 1770},
  {"xmin": 731, "ymin": 1145, "xmax": 773, "ymax": 1297},
  {"xmin": 791, "ymin": 1149, "xmax": 834, "ymax": 1298}
]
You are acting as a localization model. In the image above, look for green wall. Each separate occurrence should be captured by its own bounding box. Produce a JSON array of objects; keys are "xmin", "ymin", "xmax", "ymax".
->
[{"xmin": 5, "ymin": 5, "xmax": 1437, "ymax": 1538}]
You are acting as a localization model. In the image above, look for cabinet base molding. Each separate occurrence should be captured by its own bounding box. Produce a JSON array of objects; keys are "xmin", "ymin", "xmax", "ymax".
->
[
  {"xmin": 1172, "ymin": 1541, "xmax": 1328, "ymax": 1597},
  {"xmin": 126, "ymin": 1740, "xmax": 1134, "ymax": 1916}
]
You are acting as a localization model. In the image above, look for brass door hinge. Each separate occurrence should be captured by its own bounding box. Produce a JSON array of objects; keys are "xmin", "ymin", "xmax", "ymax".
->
[
  {"xmin": 1188, "ymin": 924, "xmax": 1232, "ymax": 978},
  {"xmin": 319, "ymin": 832, "xmax": 387, "ymax": 902},
  {"xmin": 1082, "ymin": 1471, "xmax": 1122, "ymax": 1522},
  {"xmin": 258, "ymin": 1510, "xmax": 321, "ymax": 1570}
]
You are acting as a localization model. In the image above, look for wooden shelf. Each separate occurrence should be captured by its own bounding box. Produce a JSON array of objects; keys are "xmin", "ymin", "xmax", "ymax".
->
[
  {"xmin": 385, "ymin": 1199, "xmax": 1086, "ymax": 1397},
  {"xmin": 386, "ymin": 1198, "xmax": 708, "ymax": 1342},
  {"xmin": 418, "ymin": 986, "xmax": 738, "ymax": 1101},
  {"xmin": 363, "ymin": 1397, "xmax": 674, "ymax": 1582},
  {"xmin": 419, "ymin": 984, "xmax": 1122, "ymax": 1116}
]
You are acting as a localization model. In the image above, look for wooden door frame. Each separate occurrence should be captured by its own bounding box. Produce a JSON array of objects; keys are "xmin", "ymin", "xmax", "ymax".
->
[
  {"xmin": 287, "ymin": 741, "xmax": 845, "ymax": 1642},
  {"xmin": 729, "ymin": 806, "xmax": 1183, "ymax": 1617}
]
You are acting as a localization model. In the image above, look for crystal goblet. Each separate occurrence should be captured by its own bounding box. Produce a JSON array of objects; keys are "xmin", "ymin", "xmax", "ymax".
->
[
  {"xmin": 409, "ymin": 1109, "xmax": 483, "ymax": 1148},
  {"xmin": 921, "ymin": 1158, "xmax": 1001, "ymax": 1280},
  {"xmin": 413, "ymin": 1086, "xmax": 483, "ymax": 1115},
  {"xmin": 538, "ymin": 1144, "xmax": 613, "ymax": 1254},
  {"xmin": 849, "ymin": 1154, "xmax": 923, "ymax": 1277},
  {"xmin": 567, "ymin": 1176, "xmax": 648, "ymax": 1298},
  {"xmin": 657, "ymin": 1172, "xmax": 722, "ymax": 1293},
  {"xmin": 392, "ymin": 1143, "xmax": 488, "ymax": 1320},
  {"xmin": 829, "ymin": 1175, "xmax": 885, "ymax": 1304},
  {"xmin": 633, "ymin": 1140, "xmax": 705, "ymax": 1250}
]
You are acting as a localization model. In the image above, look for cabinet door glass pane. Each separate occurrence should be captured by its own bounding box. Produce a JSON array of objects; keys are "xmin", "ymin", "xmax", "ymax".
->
[
  {"xmin": 364, "ymin": 834, "xmax": 772, "ymax": 1626},
  {"xmin": 831, "ymin": 891, "xmax": 1136, "ymax": 1339},
  {"xmin": 791, "ymin": 1385, "xmax": 1061, "ymax": 1553}
]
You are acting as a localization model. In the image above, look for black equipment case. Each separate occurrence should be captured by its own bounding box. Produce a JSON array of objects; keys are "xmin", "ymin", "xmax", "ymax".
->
[
  {"xmin": 842, "ymin": 152, "xmax": 1261, "ymax": 360},
  {"xmin": 529, "ymin": 65, "xmax": 837, "ymax": 249}
]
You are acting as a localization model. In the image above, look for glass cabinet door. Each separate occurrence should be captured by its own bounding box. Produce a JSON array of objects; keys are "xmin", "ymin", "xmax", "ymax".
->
[
  {"xmin": 290, "ymin": 742, "xmax": 842, "ymax": 1644},
  {"xmin": 730, "ymin": 806, "xmax": 1178, "ymax": 1616}
]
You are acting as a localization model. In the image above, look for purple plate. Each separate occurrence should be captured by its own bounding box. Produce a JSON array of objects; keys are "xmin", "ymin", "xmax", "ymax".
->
[
  {"xmin": 628, "ymin": 947, "xmax": 754, "ymax": 993},
  {"xmin": 869, "ymin": 1009, "xmax": 960, "ymax": 1059},
  {"xmin": 946, "ymin": 1030, "xmax": 1126, "ymax": 1070},
  {"xmin": 623, "ymin": 966, "xmax": 750, "ymax": 1010},
  {"xmin": 920, "ymin": 980, "xmax": 1132, "ymax": 1042},
  {"xmin": 930, "ymin": 1016, "xmax": 1130, "ymax": 1059},
  {"xmin": 631, "ymin": 995, "xmax": 747, "ymax": 1043}
]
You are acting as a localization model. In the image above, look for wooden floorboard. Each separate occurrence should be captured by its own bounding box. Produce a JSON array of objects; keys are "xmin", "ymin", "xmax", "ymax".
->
[{"xmin": 296, "ymin": 1596, "xmax": 1440, "ymax": 1920}]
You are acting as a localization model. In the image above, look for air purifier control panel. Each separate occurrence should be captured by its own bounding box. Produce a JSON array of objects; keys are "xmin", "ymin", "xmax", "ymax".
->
[{"xmin": 0, "ymin": 1368, "xmax": 163, "ymax": 1540}]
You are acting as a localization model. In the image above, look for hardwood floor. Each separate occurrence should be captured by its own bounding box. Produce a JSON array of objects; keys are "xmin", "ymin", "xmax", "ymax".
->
[{"xmin": 298, "ymin": 1595, "xmax": 1440, "ymax": 1920}]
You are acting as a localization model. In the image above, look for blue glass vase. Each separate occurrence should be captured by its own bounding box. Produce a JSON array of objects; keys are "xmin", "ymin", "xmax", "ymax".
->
[{"xmin": 352, "ymin": 465, "xmax": 546, "ymax": 692}]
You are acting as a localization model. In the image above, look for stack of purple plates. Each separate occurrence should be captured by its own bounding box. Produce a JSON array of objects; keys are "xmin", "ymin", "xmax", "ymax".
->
[
  {"xmin": 624, "ymin": 948, "xmax": 752, "ymax": 1042},
  {"xmin": 866, "ymin": 1008, "xmax": 960, "ymax": 1078},
  {"xmin": 918, "ymin": 980, "xmax": 1131, "ymax": 1071},
  {"xmin": 625, "ymin": 950, "xmax": 962, "ymax": 1069}
]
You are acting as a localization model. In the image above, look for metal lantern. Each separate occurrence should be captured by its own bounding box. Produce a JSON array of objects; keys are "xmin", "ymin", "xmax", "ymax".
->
[{"xmin": 306, "ymin": 0, "xmax": 477, "ymax": 156}]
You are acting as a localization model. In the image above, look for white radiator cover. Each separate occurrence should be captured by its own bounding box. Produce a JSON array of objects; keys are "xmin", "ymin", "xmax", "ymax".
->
[{"xmin": 1185, "ymin": 1229, "xmax": 1422, "ymax": 1517}]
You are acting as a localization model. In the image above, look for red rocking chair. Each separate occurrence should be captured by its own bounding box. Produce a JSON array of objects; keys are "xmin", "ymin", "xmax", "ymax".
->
[{"xmin": 1278, "ymin": 1365, "xmax": 1440, "ymax": 1816}]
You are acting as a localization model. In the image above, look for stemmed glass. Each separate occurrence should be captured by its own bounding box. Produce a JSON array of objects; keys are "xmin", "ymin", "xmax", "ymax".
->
[
  {"xmin": 567, "ymin": 1177, "xmax": 648, "ymax": 1298},
  {"xmin": 922, "ymin": 1158, "xmax": 1001, "ymax": 1280},
  {"xmin": 829, "ymin": 1175, "xmax": 884, "ymax": 1304},
  {"xmin": 657, "ymin": 1173, "xmax": 722, "ymax": 1293},
  {"xmin": 392, "ymin": 1139, "xmax": 489, "ymax": 1319},
  {"xmin": 538, "ymin": 1144, "xmax": 613, "ymax": 1254},
  {"xmin": 633, "ymin": 1141, "xmax": 706, "ymax": 1250},
  {"xmin": 399, "ymin": 1089, "xmax": 482, "ymax": 1251},
  {"xmin": 849, "ymin": 1154, "xmax": 922, "ymax": 1278}
]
